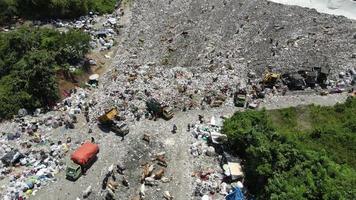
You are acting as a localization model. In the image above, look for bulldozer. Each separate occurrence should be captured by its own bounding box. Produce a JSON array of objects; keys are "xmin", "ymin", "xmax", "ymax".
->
[
  {"xmin": 282, "ymin": 72, "xmax": 306, "ymax": 90},
  {"xmin": 233, "ymin": 94, "xmax": 246, "ymax": 107},
  {"xmin": 233, "ymin": 87, "xmax": 247, "ymax": 107},
  {"xmin": 98, "ymin": 108, "xmax": 129, "ymax": 136},
  {"xmin": 146, "ymin": 99, "xmax": 173, "ymax": 120},
  {"xmin": 262, "ymin": 70, "xmax": 281, "ymax": 87}
]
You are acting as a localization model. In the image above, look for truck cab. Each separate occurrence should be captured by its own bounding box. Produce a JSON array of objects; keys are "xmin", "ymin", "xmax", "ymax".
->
[
  {"xmin": 233, "ymin": 93, "xmax": 246, "ymax": 107},
  {"xmin": 66, "ymin": 142, "xmax": 99, "ymax": 181},
  {"xmin": 66, "ymin": 162, "xmax": 82, "ymax": 180},
  {"xmin": 146, "ymin": 98, "xmax": 174, "ymax": 120},
  {"xmin": 162, "ymin": 106, "xmax": 173, "ymax": 120}
]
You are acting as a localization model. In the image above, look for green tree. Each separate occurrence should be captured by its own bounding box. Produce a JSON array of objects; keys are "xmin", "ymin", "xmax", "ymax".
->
[
  {"xmin": 223, "ymin": 107, "xmax": 356, "ymax": 199},
  {"xmin": 0, "ymin": 27, "xmax": 90, "ymax": 119}
]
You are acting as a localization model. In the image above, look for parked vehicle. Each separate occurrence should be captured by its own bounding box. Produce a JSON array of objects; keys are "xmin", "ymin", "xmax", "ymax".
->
[
  {"xmin": 233, "ymin": 93, "xmax": 246, "ymax": 107},
  {"xmin": 98, "ymin": 108, "xmax": 129, "ymax": 136},
  {"xmin": 146, "ymin": 99, "xmax": 173, "ymax": 120},
  {"xmin": 66, "ymin": 143, "xmax": 99, "ymax": 180},
  {"xmin": 262, "ymin": 70, "xmax": 281, "ymax": 87}
]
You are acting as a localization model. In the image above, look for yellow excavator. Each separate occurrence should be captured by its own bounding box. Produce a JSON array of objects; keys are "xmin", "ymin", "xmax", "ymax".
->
[
  {"xmin": 262, "ymin": 70, "xmax": 280, "ymax": 87},
  {"xmin": 98, "ymin": 108, "xmax": 129, "ymax": 136}
]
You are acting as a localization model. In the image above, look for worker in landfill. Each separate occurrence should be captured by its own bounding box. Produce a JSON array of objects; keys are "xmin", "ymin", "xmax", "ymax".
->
[
  {"xmin": 102, "ymin": 170, "xmax": 113, "ymax": 190},
  {"xmin": 172, "ymin": 124, "xmax": 177, "ymax": 134},
  {"xmin": 187, "ymin": 123, "xmax": 191, "ymax": 132},
  {"xmin": 84, "ymin": 106, "xmax": 89, "ymax": 122},
  {"xmin": 122, "ymin": 176, "xmax": 129, "ymax": 187},
  {"xmin": 198, "ymin": 115, "xmax": 204, "ymax": 123},
  {"xmin": 91, "ymin": 137, "xmax": 95, "ymax": 143},
  {"xmin": 102, "ymin": 174, "xmax": 109, "ymax": 190},
  {"xmin": 117, "ymin": 162, "xmax": 126, "ymax": 175},
  {"xmin": 282, "ymin": 85, "xmax": 288, "ymax": 95}
]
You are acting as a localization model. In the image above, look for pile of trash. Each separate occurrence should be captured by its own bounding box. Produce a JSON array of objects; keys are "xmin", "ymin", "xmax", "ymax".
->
[
  {"xmin": 49, "ymin": 11, "xmax": 122, "ymax": 53},
  {"xmin": 135, "ymin": 152, "xmax": 172, "ymax": 199},
  {"xmin": 88, "ymin": 64, "xmax": 244, "ymax": 124},
  {"xmin": 0, "ymin": 88, "xmax": 96, "ymax": 199},
  {"xmin": 188, "ymin": 116, "xmax": 246, "ymax": 200},
  {"xmin": 327, "ymin": 68, "xmax": 356, "ymax": 94},
  {"xmin": 0, "ymin": 140, "xmax": 68, "ymax": 200},
  {"xmin": 90, "ymin": 62, "xmax": 355, "ymax": 124},
  {"xmin": 189, "ymin": 116, "xmax": 224, "ymax": 157},
  {"xmin": 95, "ymin": 151, "xmax": 172, "ymax": 200}
]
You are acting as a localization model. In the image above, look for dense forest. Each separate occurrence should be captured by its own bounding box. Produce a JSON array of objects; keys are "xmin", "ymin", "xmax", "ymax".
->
[
  {"xmin": 0, "ymin": 0, "xmax": 117, "ymax": 119},
  {"xmin": 223, "ymin": 97, "xmax": 356, "ymax": 199},
  {"xmin": 0, "ymin": 27, "xmax": 90, "ymax": 119},
  {"xmin": 0, "ymin": 0, "xmax": 117, "ymax": 23}
]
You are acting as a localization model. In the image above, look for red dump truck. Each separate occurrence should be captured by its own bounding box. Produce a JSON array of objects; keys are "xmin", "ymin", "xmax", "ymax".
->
[{"xmin": 66, "ymin": 142, "xmax": 99, "ymax": 180}]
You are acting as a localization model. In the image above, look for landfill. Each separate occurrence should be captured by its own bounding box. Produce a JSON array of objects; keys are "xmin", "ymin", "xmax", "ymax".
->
[
  {"xmin": 1, "ymin": 0, "xmax": 356, "ymax": 199},
  {"xmin": 189, "ymin": 116, "xmax": 245, "ymax": 199}
]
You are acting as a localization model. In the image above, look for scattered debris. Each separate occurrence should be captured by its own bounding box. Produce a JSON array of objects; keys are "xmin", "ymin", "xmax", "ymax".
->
[
  {"xmin": 82, "ymin": 185, "xmax": 92, "ymax": 198},
  {"xmin": 163, "ymin": 191, "xmax": 173, "ymax": 200}
]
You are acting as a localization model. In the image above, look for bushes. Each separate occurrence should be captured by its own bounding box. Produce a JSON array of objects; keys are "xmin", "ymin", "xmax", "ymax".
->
[
  {"xmin": 268, "ymin": 98, "xmax": 356, "ymax": 167},
  {"xmin": 0, "ymin": 27, "xmax": 90, "ymax": 119},
  {"xmin": 0, "ymin": 0, "xmax": 117, "ymax": 22},
  {"xmin": 223, "ymin": 101, "xmax": 356, "ymax": 199},
  {"xmin": 88, "ymin": 0, "xmax": 117, "ymax": 14},
  {"xmin": 266, "ymin": 153, "xmax": 356, "ymax": 200}
]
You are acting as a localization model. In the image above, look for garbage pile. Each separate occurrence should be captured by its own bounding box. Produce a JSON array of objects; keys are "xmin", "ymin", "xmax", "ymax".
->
[
  {"xmin": 0, "ymin": 88, "xmax": 96, "ymax": 199},
  {"xmin": 255, "ymin": 67, "xmax": 355, "ymax": 94},
  {"xmin": 91, "ymin": 63, "xmax": 355, "ymax": 121},
  {"xmin": 188, "ymin": 116, "xmax": 246, "ymax": 200},
  {"xmin": 128, "ymin": 152, "xmax": 174, "ymax": 200},
  {"xmin": 98, "ymin": 163, "xmax": 129, "ymax": 199},
  {"xmin": 88, "ymin": 64, "xmax": 244, "ymax": 123},
  {"xmin": 48, "ymin": 10, "xmax": 121, "ymax": 53},
  {"xmin": 327, "ymin": 68, "xmax": 356, "ymax": 94},
  {"xmin": 96, "ymin": 151, "xmax": 172, "ymax": 200},
  {"xmin": 0, "ymin": 138, "xmax": 68, "ymax": 200},
  {"xmin": 232, "ymin": 66, "xmax": 356, "ymax": 109}
]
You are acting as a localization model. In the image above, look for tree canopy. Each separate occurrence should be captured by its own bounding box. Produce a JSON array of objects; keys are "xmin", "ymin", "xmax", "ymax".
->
[
  {"xmin": 0, "ymin": 27, "xmax": 90, "ymax": 119},
  {"xmin": 223, "ymin": 98, "xmax": 356, "ymax": 199},
  {"xmin": 0, "ymin": 0, "xmax": 117, "ymax": 24}
]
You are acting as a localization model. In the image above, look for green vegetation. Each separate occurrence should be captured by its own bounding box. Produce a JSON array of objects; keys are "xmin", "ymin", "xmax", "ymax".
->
[
  {"xmin": 0, "ymin": 0, "xmax": 117, "ymax": 23},
  {"xmin": 0, "ymin": 27, "xmax": 90, "ymax": 119},
  {"xmin": 268, "ymin": 100, "xmax": 356, "ymax": 167},
  {"xmin": 223, "ymin": 98, "xmax": 356, "ymax": 199}
]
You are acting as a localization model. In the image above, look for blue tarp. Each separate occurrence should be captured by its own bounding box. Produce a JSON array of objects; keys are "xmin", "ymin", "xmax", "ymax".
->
[{"xmin": 226, "ymin": 187, "xmax": 244, "ymax": 200}]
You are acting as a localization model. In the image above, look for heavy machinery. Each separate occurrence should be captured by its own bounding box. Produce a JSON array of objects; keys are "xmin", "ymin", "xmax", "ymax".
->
[
  {"xmin": 262, "ymin": 70, "xmax": 281, "ymax": 87},
  {"xmin": 146, "ymin": 98, "xmax": 173, "ymax": 120},
  {"xmin": 313, "ymin": 66, "xmax": 330, "ymax": 87},
  {"xmin": 233, "ymin": 93, "xmax": 246, "ymax": 107},
  {"xmin": 304, "ymin": 70, "xmax": 318, "ymax": 87},
  {"xmin": 66, "ymin": 142, "xmax": 99, "ymax": 180},
  {"xmin": 98, "ymin": 108, "xmax": 129, "ymax": 136},
  {"xmin": 282, "ymin": 72, "xmax": 306, "ymax": 90},
  {"xmin": 233, "ymin": 88, "xmax": 247, "ymax": 107}
]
